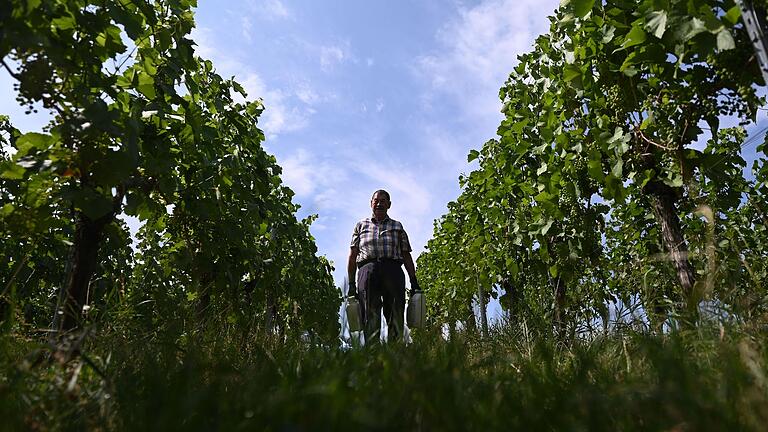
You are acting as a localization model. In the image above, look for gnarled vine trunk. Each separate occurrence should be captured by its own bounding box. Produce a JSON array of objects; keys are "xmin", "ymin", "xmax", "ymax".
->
[
  {"xmin": 645, "ymin": 181, "xmax": 698, "ymax": 322},
  {"xmin": 54, "ymin": 212, "xmax": 111, "ymax": 332}
]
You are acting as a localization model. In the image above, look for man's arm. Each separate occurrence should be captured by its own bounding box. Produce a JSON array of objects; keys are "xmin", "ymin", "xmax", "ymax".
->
[
  {"xmin": 402, "ymin": 251, "xmax": 420, "ymax": 291},
  {"xmin": 347, "ymin": 246, "xmax": 359, "ymax": 296}
]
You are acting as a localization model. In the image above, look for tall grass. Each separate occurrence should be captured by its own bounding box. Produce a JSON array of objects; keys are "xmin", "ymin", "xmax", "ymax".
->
[{"xmin": 2, "ymin": 319, "xmax": 768, "ymax": 431}]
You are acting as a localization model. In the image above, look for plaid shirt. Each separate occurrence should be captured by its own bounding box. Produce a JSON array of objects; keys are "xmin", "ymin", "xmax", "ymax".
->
[{"xmin": 350, "ymin": 216, "xmax": 412, "ymax": 263}]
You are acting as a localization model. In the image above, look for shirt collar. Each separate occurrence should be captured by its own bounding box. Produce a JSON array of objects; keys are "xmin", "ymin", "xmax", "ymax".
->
[{"xmin": 370, "ymin": 215, "xmax": 391, "ymax": 223}]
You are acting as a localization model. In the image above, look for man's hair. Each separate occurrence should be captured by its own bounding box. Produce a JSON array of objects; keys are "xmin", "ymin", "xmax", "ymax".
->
[{"xmin": 371, "ymin": 189, "xmax": 390, "ymax": 201}]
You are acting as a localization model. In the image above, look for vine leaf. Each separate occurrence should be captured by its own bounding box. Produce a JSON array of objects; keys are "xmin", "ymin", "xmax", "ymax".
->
[
  {"xmin": 645, "ymin": 11, "xmax": 668, "ymax": 39},
  {"xmin": 571, "ymin": 0, "xmax": 595, "ymax": 18}
]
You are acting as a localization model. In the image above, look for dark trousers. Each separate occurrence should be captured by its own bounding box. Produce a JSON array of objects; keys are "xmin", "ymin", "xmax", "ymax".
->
[{"xmin": 356, "ymin": 260, "xmax": 405, "ymax": 343}]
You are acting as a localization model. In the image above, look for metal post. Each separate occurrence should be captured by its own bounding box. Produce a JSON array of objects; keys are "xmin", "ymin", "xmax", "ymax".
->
[{"xmin": 736, "ymin": 0, "xmax": 768, "ymax": 84}]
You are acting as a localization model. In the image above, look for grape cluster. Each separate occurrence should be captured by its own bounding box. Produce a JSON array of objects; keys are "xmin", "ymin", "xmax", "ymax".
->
[
  {"xmin": 640, "ymin": 96, "xmax": 679, "ymax": 147},
  {"xmin": 572, "ymin": 142, "xmax": 600, "ymax": 194},
  {"xmin": 558, "ymin": 188, "xmax": 577, "ymax": 209},
  {"xmin": 603, "ymin": 83, "xmax": 627, "ymax": 123}
]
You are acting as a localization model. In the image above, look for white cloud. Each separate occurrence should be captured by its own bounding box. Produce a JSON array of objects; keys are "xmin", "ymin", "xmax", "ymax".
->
[
  {"xmin": 191, "ymin": 26, "xmax": 214, "ymax": 59},
  {"xmin": 359, "ymin": 163, "xmax": 432, "ymax": 219},
  {"xmin": 415, "ymin": 0, "xmax": 559, "ymax": 120},
  {"xmin": 277, "ymin": 144, "xmax": 432, "ymax": 230},
  {"xmin": 241, "ymin": 17, "xmax": 253, "ymax": 43},
  {"xmin": 417, "ymin": 122, "xmax": 475, "ymax": 173},
  {"xmin": 280, "ymin": 148, "xmax": 325, "ymax": 197},
  {"xmin": 295, "ymin": 81, "xmax": 320, "ymax": 105},
  {"xmin": 190, "ymin": 27, "xmax": 316, "ymax": 138},
  {"xmin": 229, "ymin": 72, "xmax": 309, "ymax": 137},
  {"xmin": 262, "ymin": 105, "xmax": 308, "ymax": 137},
  {"xmin": 319, "ymin": 44, "xmax": 347, "ymax": 72},
  {"xmin": 249, "ymin": 0, "xmax": 291, "ymax": 20}
]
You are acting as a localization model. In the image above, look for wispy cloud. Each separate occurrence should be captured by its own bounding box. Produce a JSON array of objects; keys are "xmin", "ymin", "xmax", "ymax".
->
[
  {"xmin": 279, "ymin": 148, "xmax": 342, "ymax": 198},
  {"xmin": 319, "ymin": 45, "xmax": 346, "ymax": 71},
  {"xmin": 190, "ymin": 26, "xmax": 217, "ymax": 60},
  {"xmin": 415, "ymin": 0, "xmax": 559, "ymax": 120},
  {"xmin": 191, "ymin": 26, "xmax": 323, "ymax": 138},
  {"xmin": 241, "ymin": 17, "xmax": 253, "ymax": 43},
  {"xmin": 294, "ymin": 81, "xmax": 320, "ymax": 105},
  {"xmin": 236, "ymin": 73, "xmax": 310, "ymax": 136},
  {"xmin": 416, "ymin": 122, "xmax": 475, "ymax": 174},
  {"xmin": 248, "ymin": 0, "xmax": 291, "ymax": 20}
]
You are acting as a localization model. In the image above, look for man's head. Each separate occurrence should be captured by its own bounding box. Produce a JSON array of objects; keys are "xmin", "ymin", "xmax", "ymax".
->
[{"xmin": 370, "ymin": 189, "xmax": 391, "ymax": 220}]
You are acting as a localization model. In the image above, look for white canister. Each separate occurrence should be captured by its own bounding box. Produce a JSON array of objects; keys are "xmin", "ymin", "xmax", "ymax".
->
[
  {"xmin": 346, "ymin": 297, "xmax": 362, "ymax": 333},
  {"xmin": 406, "ymin": 291, "xmax": 426, "ymax": 328}
]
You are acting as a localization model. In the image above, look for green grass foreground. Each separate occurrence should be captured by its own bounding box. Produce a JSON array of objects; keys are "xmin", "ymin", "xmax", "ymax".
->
[{"xmin": 2, "ymin": 323, "xmax": 768, "ymax": 431}]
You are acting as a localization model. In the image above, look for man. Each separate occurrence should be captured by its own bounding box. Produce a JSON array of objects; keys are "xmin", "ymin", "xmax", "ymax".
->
[{"xmin": 348, "ymin": 190, "xmax": 420, "ymax": 343}]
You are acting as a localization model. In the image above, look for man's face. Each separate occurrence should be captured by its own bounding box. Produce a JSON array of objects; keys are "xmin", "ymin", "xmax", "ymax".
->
[{"xmin": 371, "ymin": 192, "xmax": 391, "ymax": 218}]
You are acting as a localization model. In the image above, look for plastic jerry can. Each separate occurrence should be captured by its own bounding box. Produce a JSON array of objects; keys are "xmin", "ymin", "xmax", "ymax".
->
[
  {"xmin": 407, "ymin": 291, "xmax": 425, "ymax": 328},
  {"xmin": 346, "ymin": 297, "xmax": 362, "ymax": 332}
]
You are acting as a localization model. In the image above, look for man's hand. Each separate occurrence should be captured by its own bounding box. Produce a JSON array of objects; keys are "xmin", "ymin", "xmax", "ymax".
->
[
  {"xmin": 409, "ymin": 277, "xmax": 421, "ymax": 294},
  {"xmin": 348, "ymin": 246, "xmax": 358, "ymax": 298},
  {"xmin": 403, "ymin": 251, "xmax": 420, "ymax": 294}
]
